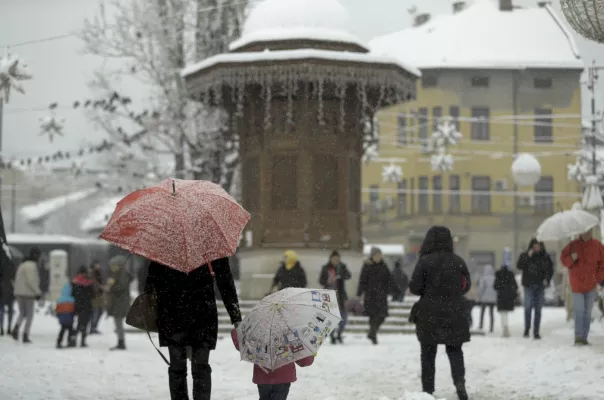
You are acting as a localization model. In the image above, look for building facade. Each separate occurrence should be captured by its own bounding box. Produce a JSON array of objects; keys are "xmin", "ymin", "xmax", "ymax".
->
[{"xmin": 363, "ymin": 0, "xmax": 584, "ymax": 277}]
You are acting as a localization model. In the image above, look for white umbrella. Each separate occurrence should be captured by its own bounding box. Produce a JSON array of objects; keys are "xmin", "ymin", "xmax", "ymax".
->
[
  {"xmin": 236, "ymin": 288, "xmax": 342, "ymax": 371},
  {"xmin": 536, "ymin": 209, "xmax": 600, "ymax": 242}
]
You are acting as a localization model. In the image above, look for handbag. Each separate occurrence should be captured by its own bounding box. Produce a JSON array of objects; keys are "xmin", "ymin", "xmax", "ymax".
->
[
  {"xmin": 408, "ymin": 299, "xmax": 421, "ymax": 324},
  {"xmin": 126, "ymin": 292, "xmax": 170, "ymax": 366}
]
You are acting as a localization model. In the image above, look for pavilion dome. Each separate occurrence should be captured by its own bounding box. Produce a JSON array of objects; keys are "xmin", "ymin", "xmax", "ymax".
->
[{"xmin": 229, "ymin": 0, "xmax": 367, "ymax": 51}]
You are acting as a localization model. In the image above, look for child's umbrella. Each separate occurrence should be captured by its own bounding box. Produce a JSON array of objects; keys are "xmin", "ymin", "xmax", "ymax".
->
[{"xmin": 236, "ymin": 288, "xmax": 342, "ymax": 371}]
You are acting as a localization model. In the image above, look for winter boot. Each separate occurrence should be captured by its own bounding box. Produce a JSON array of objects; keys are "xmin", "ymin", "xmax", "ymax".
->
[
  {"xmin": 110, "ymin": 339, "xmax": 126, "ymax": 351},
  {"xmin": 11, "ymin": 326, "xmax": 19, "ymax": 341},
  {"xmin": 533, "ymin": 333, "xmax": 541, "ymax": 340},
  {"xmin": 22, "ymin": 334, "xmax": 32, "ymax": 344},
  {"xmin": 337, "ymin": 333, "xmax": 343, "ymax": 344},
  {"xmin": 330, "ymin": 335, "xmax": 337, "ymax": 345},
  {"xmin": 455, "ymin": 380, "xmax": 469, "ymax": 400},
  {"xmin": 81, "ymin": 334, "xmax": 88, "ymax": 348},
  {"xmin": 0, "ymin": 325, "xmax": 4, "ymax": 336},
  {"xmin": 523, "ymin": 329, "xmax": 529, "ymax": 338},
  {"xmin": 192, "ymin": 363, "xmax": 212, "ymax": 400}
]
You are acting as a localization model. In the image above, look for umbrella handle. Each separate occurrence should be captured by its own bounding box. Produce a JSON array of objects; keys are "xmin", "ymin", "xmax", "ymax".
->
[{"xmin": 172, "ymin": 180, "xmax": 176, "ymax": 195}]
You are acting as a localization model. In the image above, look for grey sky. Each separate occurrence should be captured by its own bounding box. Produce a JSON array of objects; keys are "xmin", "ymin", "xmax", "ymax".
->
[{"xmin": 0, "ymin": 0, "xmax": 603, "ymax": 160}]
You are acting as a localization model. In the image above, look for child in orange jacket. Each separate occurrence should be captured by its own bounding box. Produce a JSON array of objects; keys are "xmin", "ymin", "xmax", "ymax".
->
[{"xmin": 231, "ymin": 329, "xmax": 314, "ymax": 400}]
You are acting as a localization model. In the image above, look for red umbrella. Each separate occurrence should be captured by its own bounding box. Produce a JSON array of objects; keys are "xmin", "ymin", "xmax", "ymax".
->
[{"xmin": 100, "ymin": 178, "xmax": 250, "ymax": 273}]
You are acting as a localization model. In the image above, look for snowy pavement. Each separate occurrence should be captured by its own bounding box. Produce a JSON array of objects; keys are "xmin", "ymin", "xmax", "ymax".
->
[{"xmin": 0, "ymin": 307, "xmax": 603, "ymax": 400}]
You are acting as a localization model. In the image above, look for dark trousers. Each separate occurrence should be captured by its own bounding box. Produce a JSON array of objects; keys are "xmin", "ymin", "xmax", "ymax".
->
[
  {"xmin": 168, "ymin": 346, "xmax": 211, "ymax": 400},
  {"xmin": 75, "ymin": 310, "xmax": 92, "ymax": 344},
  {"xmin": 524, "ymin": 285, "xmax": 544, "ymax": 335},
  {"xmin": 57, "ymin": 324, "xmax": 74, "ymax": 346},
  {"xmin": 330, "ymin": 311, "xmax": 348, "ymax": 339},
  {"xmin": 479, "ymin": 303, "xmax": 495, "ymax": 332},
  {"xmin": 90, "ymin": 308, "xmax": 103, "ymax": 332},
  {"xmin": 420, "ymin": 343, "xmax": 465, "ymax": 394},
  {"xmin": 257, "ymin": 383, "xmax": 291, "ymax": 400},
  {"xmin": 0, "ymin": 303, "xmax": 14, "ymax": 333},
  {"xmin": 368, "ymin": 315, "xmax": 385, "ymax": 338}
]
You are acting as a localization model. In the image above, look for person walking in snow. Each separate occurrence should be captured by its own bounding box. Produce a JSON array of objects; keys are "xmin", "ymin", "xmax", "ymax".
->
[
  {"xmin": 144, "ymin": 258, "xmax": 241, "ymax": 400},
  {"xmin": 494, "ymin": 263, "xmax": 518, "ymax": 338},
  {"xmin": 319, "ymin": 250, "xmax": 351, "ymax": 344},
  {"xmin": 11, "ymin": 248, "xmax": 42, "ymax": 344},
  {"xmin": 391, "ymin": 259, "xmax": 409, "ymax": 302},
  {"xmin": 89, "ymin": 260, "xmax": 104, "ymax": 335},
  {"xmin": 560, "ymin": 229, "xmax": 604, "ymax": 346},
  {"xmin": 409, "ymin": 226, "xmax": 470, "ymax": 400},
  {"xmin": 517, "ymin": 239, "xmax": 553, "ymax": 339},
  {"xmin": 0, "ymin": 257, "xmax": 17, "ymax": 336},
  {"xmin": 55, "ymin": 282, "xmax": 76, "ymax": 349},
  {"xmin": 71, "ymin": 266, "xmax": 95, "ymax": 348},
  {"xmin": 231, "ymin": 328, "xmax": 314, "ymax": 400},
  {"xmin": 477, "ymin": 264, "xmax": 497, "ymax": 333},
  {"xmin": 269, "ymin": 250, "xmax": 307, "ymax": 292},
  {"xmin": 105, "ymin": 255, "xmax": 133, "ymax": 351},
  {"xmin": 357, "ymin": 247, "xmax": 394, "ymax": 345}
]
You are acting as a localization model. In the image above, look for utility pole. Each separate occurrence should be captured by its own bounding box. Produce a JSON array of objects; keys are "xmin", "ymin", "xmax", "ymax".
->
[
  {"xmin": 10, "ymin": 170, "xmax": 16, "ymax": 233},
  {"xmin": 512, "ymin": 71, "xmax": 519, "ymax": 266}
]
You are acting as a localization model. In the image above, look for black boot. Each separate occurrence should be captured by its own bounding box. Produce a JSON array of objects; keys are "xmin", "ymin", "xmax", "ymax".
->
[
  {"xmin": 330, "ymin": 335, "xmax": 337, "ymax": 345},
  {"xmin": 523, "ymin": 329, "xmax": 529, "ymax": 338},
  {"xmin": 455, "ymin": 380, "xmax": 469, "ymax": 400},
  {"xmin": 22, "ymin": 333, "xmax": 32, "ymax": 344},
  {"xmin": 192, "ymin": 363, "xmax": 212, "ymax": 400},
  {"xmin": 81, "ymin": 333, "xmax": 88, "ymax": 348},
  {"xmin": 534, "ymin": 333, "xmax": 541, "ymax": 340},
  {"xmin": 168, "ymin": 369, "xmax": 189, "ymax": 400},
  {"xmin": 110, "ymin": 339, "xmax": 126, "ymax": 351},
  {"xmin": 337, "ymin": 333, "xmax": 343, "ymax": 344},
  {"xmin": 11, "ymin": 325, "xmax": 19, "ymax": 341}
]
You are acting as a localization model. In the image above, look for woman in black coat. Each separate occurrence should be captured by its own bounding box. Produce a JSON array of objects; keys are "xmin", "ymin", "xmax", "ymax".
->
[
  {"xmin": 494, "ymin": 264, "xmax": 518, "ymax": 338},
  {"xmin": 409, "ymin": 226, "xmax": 470, "ymax": 400},
  {"xmin": 144, "ymin": 257, "xmax": 242, "ymax": 400},
  {"xmin": 357, "ymin": 247, "xmax": 394, "ymax": 345},
  {"xmin": 0, "ymin": 260, "xmax": 16, "ymax": 336}
]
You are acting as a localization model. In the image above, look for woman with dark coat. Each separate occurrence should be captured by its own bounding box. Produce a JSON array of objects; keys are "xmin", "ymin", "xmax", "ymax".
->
[
  {"xmin": 71, "ymin": 266, "xmax": 95, "ymax": 347},
  {"xmin": 319, "ymin": 250, "xmax": 351, "ymax": 344},
  {"xmin": 0, "ymin": 259, "xmax": 17, "ymax": 336},
  {"xmin": 392, "ymin": 259, "xmax": 409, "ymax": 302},
  {"xmin": 270, "ymin": 250, "xmax": 307, "ymax": 292},
  {"xmin": 357, "ymin": 247, "xmax": 394, "ymax": 345},
  {"xmin": 494, "ymin": 264, "xmax": 518, "ymax": 338},
  {"xmin": 144, "ymin": 257, "xmax": 242, "ymax": 400},
  {"xmin": 409, "ymin": 226, "xmax": 471, "ymax": 400}
]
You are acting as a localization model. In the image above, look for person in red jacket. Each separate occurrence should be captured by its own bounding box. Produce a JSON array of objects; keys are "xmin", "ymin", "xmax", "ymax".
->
[
  {"xmin": 231, "ymin": 329, "xmax": 314, "ymax": 400},
  {"xmin": 560, "ymin": 229, "xmax": 604, "ymax": 345}
]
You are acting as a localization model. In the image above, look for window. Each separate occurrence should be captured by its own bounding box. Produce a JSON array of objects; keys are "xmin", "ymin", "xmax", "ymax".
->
[
  {"xmin": 272, "ymin": 155, "xmax": 298, "ymax": 210},
  {"xmin": 369, "ymin": 184, "xmax": 380, "ymax": 203},
  {"xmin": 348, "ymin": 158, "xmax": 361, "ymax": 212},
  {"xmin": 471, "ymin": 76, "xmax": 490, "ymax": 87},
  {"xmin": 432, "ymin": 175, "xmax": 442, "ymax": 213},
  {"xmin": 419, "ymin": 176, "xmax": 429, "ymax": 213},
  {"xmin": 410, "ymin": 178, "xmax": 415, "ymax": 213},
  {"xmin": 432, "ymin": 106, "xmax": 442, "ymax": 131},
  {"xmin": 397, "ymin": 114, "xmax": 407, "ymax": 145},
  {"xmin": 534, "ymin": 77, "xmax": 552, "ymax": 89},
  {"xmin": 449, "ymin": 174, "xmax": 461, "ymax": 213},
  {"xmin": 418, "ymin": 108, "xmax": 428, "ymax": 142},
  {"xmin": 471, "ymin": 107, "xmax": 490, "ymax": 141},
  {"xmin": 397, "ymin": 180, "xmax": 407, "ymax": 216},
  {"xmin": 449, "ymin": 106, "xmax": 460, "ymax": 131},
  {"xmin": 471, "ymin": 176, "xmax": 491, "ymax": 213},
  {"xmin": 422, "ymin": 75, "xmax": 438, "ymax": 88},
  {"xmin": 535, "ymin": 176, "xmax": 554, "ymax": 214},
  {"xmin": 534, "ymin": 108, "xmax": 553, "ymax": 143},
  {"xmin": 313, "ymin": 155, "xmax": 338, "ymax": 210}
]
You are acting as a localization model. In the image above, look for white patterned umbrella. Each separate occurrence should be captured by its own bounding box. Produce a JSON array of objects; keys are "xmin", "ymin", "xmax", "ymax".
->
[
  {"xmin": 536, "ymin": 209, "xmax": 600, "ymax": 241},
  {"xmin": 236, "ymin": 288, "xmax": 342, "ymax": 371}
]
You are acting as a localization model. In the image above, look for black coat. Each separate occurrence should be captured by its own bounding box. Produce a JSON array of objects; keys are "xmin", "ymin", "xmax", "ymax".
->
[
  {"xmin": 144, "ymin": 257, "xmax": 241, "ymax": 349},
  {"xmin": 0, "ymin": 261, "xmax": 16, "ymax": 306},
  {"xmin": 71, "ymin": 274, "xmax": 95, "ymax": 315},
  {"xmin": 392, "ymin": 263, "xmax": 409, "ymax": 296},
  {"xmin": 357, "ymin": 259, "xmax": 393, "ymax": 318},
  {"xmin": 494, "ymin": 268, "xmax": 518, "ymax": 311},
  {"xmin": 409, "ymin": 252, "xmax": 471, "ymax": 345},
  {"xmin": 318, "ymin": 263, "xmax": 351, "ymax": 310},
  {"xmin": 517, "ymin": 239, "xmax": 553, "ymax": 287},
  {"xmin": 272, "ymin": 262, "xmax": 307, "ymax": 290}
]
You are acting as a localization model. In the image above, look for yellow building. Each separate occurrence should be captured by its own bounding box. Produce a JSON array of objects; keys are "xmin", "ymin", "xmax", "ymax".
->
[{"xmin": 362, "ymin": 0, "xmax": 585, "ymax": 276}]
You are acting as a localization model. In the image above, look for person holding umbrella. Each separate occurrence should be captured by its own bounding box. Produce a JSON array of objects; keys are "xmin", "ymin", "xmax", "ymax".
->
[
  {"xmin": 99, "ymin": 178, "xmax": 251, "ymax": 400},
  {"xmin": 560, "ymin": 229, "xmax": 604, "ymax": 346}
]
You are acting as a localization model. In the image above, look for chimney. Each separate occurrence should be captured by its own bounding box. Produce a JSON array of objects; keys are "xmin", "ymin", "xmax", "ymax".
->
[
  {"xmin": 452, "ymin": 1, "xmax": 466, "ymax": 14},
  {"xmin": 414, "ymin": 13, "xmax": 431, "ymax": 27},
  {"xmin": 499, "ymin": 0, "xmax": 513, "ymax": 11}
]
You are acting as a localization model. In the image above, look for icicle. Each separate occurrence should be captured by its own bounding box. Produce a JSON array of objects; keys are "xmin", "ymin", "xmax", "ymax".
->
[
  {"xmin": 338, "ymin": 82, "xmax": 346, "ymax": 133},
  {"xmin": 317, "ymin": 77, "xmax": 325, "ymax": 126},
  {"xmin": 236, "ymin": 83, "xmax": 244, "ymax": 118},
  {"xmin": 377, "ymin": 84, "xmax": 385, "ymax": 110},
  {"xmin": 264, "ymin": 82, "xmax": 272, "ymax": 130},
  {"xmin": 360, "ymin": 82, "xmax": 369, "ymax": 117},
  {"xmin": 286, "ymin": 72, "xmax": 294, "ymax": 126}
]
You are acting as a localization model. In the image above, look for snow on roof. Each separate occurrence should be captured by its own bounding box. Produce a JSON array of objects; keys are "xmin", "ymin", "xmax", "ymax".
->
[
  {"xmin": 229, "ymin": 0, "xmax": 367, "ymax": 51},
  {"xmin": 20, "ymin": 188, "xmax": 98, "ymax": 223},
  {"xmin": 181, "ymin": 48, "xmax": 421, "ymax": 79},
  {"xmin": 370, "ymin": 1, "xmax": 584, "ymax": 71},
  {"xmin": 80, "ymin": 197, "xmax": 121, "ymax": 233}
]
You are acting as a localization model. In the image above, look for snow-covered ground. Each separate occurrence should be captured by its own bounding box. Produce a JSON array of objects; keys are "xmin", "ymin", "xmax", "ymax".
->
[{"xmin": 0, "ymin": 306, "xmax": 602, "ymax": 400}]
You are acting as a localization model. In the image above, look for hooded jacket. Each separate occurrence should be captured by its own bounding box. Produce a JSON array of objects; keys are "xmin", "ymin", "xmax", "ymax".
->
[
  {"xmin": 517, "ymin": 239, "xmax": 553, "ymax": 287},
  {"xmin": 55, "ymin": 283, "xmax": 75, "ymax": 326},
  {"xmin": 561, "ymin": 238, "xmax": 604, "ymax": 294},
  {"xmin": 71, "ymin": 273, "xmax": 95, "ymax": 314},
  {"xmin": 477, "ymin": 265, "xmax": 497, "ymax": 304}
]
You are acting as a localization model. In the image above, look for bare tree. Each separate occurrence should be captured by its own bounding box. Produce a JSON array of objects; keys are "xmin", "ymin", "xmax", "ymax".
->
[{"xmin": 80, "ymin": 0, "xmax": 247, "ymax": 191}]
